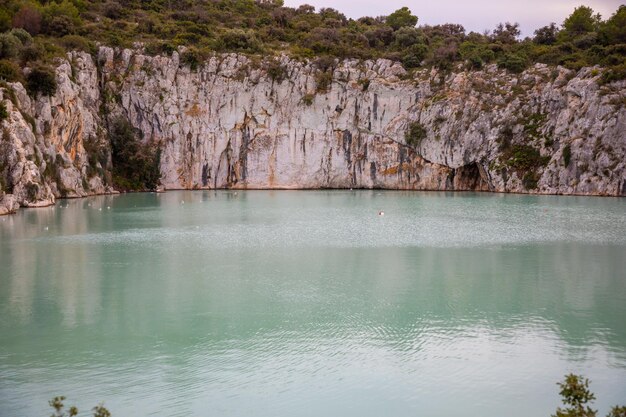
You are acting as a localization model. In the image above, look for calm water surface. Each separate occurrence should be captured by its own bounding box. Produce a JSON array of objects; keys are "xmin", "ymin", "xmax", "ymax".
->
[{"xmin": 0, "ymin": 191, "xmax": 625, "ymax": 417}]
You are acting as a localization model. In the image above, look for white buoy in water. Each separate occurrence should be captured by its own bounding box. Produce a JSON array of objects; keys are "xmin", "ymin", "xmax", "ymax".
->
[
  {"xmin": 44, "ymin": 226, "xmax": 49, "ymax": 231},
  {"xmin": 107, "ymin": 206, "xmax": 111, "ymax": 210},
  {"xmin": 99, "ymin": 208, "xmax": 102, "ymax": 211},
  {"xmin": 378, "ymin": 211, "xmax": 385, "ymax": 216}
]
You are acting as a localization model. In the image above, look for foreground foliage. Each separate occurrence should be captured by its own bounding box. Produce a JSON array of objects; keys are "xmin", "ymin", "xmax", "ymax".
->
[
  {"xmin": 553, "ymin": 374, "xmax": 626, "ymax": 417},
  {"xmin": 49, "ymin": 396, "xmax": 110, "ymax": 417},
  {"xmin": 44, "ymin": 375, "xmax": 626, "ymax": 417}
]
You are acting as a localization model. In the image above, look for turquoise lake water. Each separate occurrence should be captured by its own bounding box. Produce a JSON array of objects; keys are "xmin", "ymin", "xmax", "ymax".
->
[{"xmin": 0, "ymin": 191, "xmax": 625, "ymax": 416}]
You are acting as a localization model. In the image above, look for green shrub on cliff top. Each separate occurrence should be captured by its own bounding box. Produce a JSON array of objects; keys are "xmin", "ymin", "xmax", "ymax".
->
[
  {"xmin": 0, "ymin": 60, "xmax": 20, "ymax": 82},
  {"xmin": 386, "ymin": 7, "xmax": 418, "ymax": 31},
  {"xmin": 0, "ymin": 33, "xmax": 22, "ymax": 59},
  {"xmin": 498, "ymin": 53, "xmax": 528, "ymax": 73},
  {"xmin": 0, "ymin": 1, "xmax": 624, "ymax": 93}
]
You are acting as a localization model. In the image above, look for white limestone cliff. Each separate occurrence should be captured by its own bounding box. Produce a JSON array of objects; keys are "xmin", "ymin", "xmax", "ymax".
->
[
  {"xmin": 1, "ymin": 47, "xmax": 624, "ymax": 215},
  {"xmin": 0, "ymin": 51, "xmax": 113, "ymax": 214},
  {"xmin": 103, "ymin": 48, "xmax": 626, "ymax": 195}
]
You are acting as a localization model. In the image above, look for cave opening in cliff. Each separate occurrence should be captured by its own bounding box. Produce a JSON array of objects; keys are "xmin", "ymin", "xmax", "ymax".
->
[{"xmin": 449, "ymin": 162, "xmax": 491, "ymax": 191}]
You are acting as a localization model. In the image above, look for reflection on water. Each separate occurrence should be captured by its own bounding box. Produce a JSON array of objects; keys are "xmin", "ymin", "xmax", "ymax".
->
[{"xmin": 0, "ymin": 191, "xmax": 625, "ymax": 417}]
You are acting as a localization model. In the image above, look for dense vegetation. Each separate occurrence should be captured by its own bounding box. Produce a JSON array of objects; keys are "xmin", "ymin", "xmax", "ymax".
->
[
  {"xmin": 0, "ymin": 0, "xmax": 625, "ymax": 94},
  {"xmin": 109, "ymin": 117, "xmax": 160, "ymax": 191}
]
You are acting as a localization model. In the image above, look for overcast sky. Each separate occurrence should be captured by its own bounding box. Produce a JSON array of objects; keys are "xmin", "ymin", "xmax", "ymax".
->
[{"xmin": 282, "ymin": 0, "xmax": 622, "ymax": 36}]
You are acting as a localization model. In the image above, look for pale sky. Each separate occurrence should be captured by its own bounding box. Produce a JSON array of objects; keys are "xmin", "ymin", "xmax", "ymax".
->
[{"xmin": 282, "ymin": 0, "xmax": 623, "ymax": 36}]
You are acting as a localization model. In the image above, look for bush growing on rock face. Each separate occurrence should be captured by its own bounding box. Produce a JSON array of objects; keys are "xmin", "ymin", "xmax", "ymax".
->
[
  {"xmin": 83, "ymin": 136, "xmax": 109, "ymax": 181},
  {"xmin": 0, "ymin": 102, "xmax": 7, "ymax": 122},
  {"xmin": 402, "ymin": 43, "xmax": 428, "ymax": 68},
  {"xmin": 26, "ymin": 66, "xmax": 57, "ymax": 97},
  {"xmin": 358, "ymin": 78, "xmax": 370, "ymax": 91},
  {"xmin": 507, "ymin": 145, "xmax": 549, "ymax": 171},
  {"xmin": 301, "ymin": 93, "xmax": 314, "ymax": 106},
  {"xmin": 109, "ymin": 117, "xmax": 160, "ymax": 191},
  {"xmin": 522, "ymin": 172, "xmax": 540, "ymax": 189},
  {"xmin": 563, "ymin": 145, "xmax": 572, "ymax": 166},
  {"xmin": 314, "ymin": 70, "xmax": 333, "ymax": 93},
  {"xmin": 180, "ymin": 48, "xmax": 203, "ymax": 70},
  {"xmin": 405, "ymin": 121, "xmax": 427, "ymax": 147},
  {"xmin": 314, "ymin": 55, "xmax": 336, "ymax": 72},
  {"xmin": 264, "ymin": 58, "xmax": 287, "ymax": 83},
  {"xmin": 600, "ymin": 62, "xmax": 626, "ymax": 85}
]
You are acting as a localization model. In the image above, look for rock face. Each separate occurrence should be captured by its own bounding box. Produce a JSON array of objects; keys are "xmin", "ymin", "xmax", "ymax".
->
[
  {"xmin": 103, "ymin": 48, "xmax": 626, "ymax": 195},
  {"xmin": 0, "ymin": 51, "xmax": 113, "ymax": 214},
  {"xmin": 1, "ymin": 47, "xmax": 625, "ymax": 214}
]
